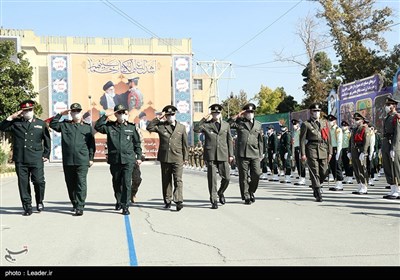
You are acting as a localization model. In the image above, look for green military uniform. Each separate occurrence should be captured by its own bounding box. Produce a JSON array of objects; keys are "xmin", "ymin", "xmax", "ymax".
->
[
  {"xmin": 349, "ymin": 113, "xmax": 370, "ymax": 195},
  {"xmin": 146, "ymin": 105, "xmax": 188, "ymax": 211},
  {"xmin": 95, "ymin": 104, "xmax": 142, "ymax": 215},
  {"xmin": 0, "ymin": 100, "xmax": 51, "ymax": 215},
  {"xmin": 193, "ymin": 104, "xmax": 234, "ymax": 209},
  {"xmin": 382, "ymin": 97, "xmax": 400, "ymax": 199},
  {"xmin": 341, "ymin": 120, "xmax": 353, "ymax": 184},
  {"xmin": 229, "ymin": 103, "xmax": 263, "ymax": 204},
  {"xmin": 131, "ymin": 125, "xmax": 144, "ymax": 202},
  {"xmin": 279, "ymin": 127, "xmax": 292, "ymax": 183},
  {"xmin": 300, "ymin": 103, "xmax": 332, "ymax": 202},
  {"xmin": 49, "ymin": 103, "xmax": 95, "ymax": 215}
]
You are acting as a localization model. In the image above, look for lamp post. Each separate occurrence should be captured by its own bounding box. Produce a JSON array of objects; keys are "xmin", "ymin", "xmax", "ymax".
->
[{"xmin": 228, "ymin": 91, "xmax": 233, "ymax": 117}]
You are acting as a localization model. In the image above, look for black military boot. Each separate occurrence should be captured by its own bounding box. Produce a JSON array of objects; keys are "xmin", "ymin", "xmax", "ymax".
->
[
  {"xmin": 211, "ymin": 201, "xmax": 218, "ymax": 209},
  {"xmin": 176, "ymin": 202, "xmax": 183, "ymax": 211},
  {"xmin": 37, "ymin": 202, "xmax": 44, "ymax": 212},
  {"xmin": 23, "ymin": 205, "xmax": 33, "ymax": 216},
  {"xmin": 315, "ymin": 188, "xmax": 323, "ymax": 202},
  {"xmin": 122, "ymin": 208, "xmax": 130, "ymax": 215},
  {"xmin": 250, "ymin": 193, "xmax": 255, "ymax": 203}
]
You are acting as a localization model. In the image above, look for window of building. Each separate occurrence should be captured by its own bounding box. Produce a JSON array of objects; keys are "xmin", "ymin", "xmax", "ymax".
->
[
  {"xmin": 193, "ymin": 79, "xmax": 203, "ymax": 90},
  {"xmin": 194, "ymin": 101, "xmax": 203, "ymax": 113}
]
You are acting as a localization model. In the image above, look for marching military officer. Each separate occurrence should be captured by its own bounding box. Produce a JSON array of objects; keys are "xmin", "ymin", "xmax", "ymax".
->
[
  {"xmin": 147, "ymin": 105, "xmax": 188, "ymax": 211},
  {"xmin": 348, "ymin": 112, "xmax": 370, "ymax": 195},
  {"xmin": 228, "ymin": 103, "xmax": 263, "ymax": 204},
  {"xmin": 95, "ymin": 104, "xmax": 142, "ymax": 215},
  {"xmin": 194, "ymin": 104, "xmax": 234, "ymax": 209},
  {"xmin": 266, "ymin": 125, "xmax": 279, "ymax": 181},
  {"xmin": 341, "ymin": 120, "xmax": 354, "ymax": 184},
  {"xmin": 0, "ymin": 100, "xmax": 51, "ymax": 215},
  {"xmin": 279, "ymin": 125, "xmax": 292, "ymax": 183},
  {"xmin": 300, "ymin": 103, "xmax": 332, "ymax": 202},
  {"xmin": 327, "ymin": 114, "xmax": 344, "ymax": 191},
  {"xmin": 382, "ymin": 97, "xmax": 400, "ymax": 199},
  {"xmin": 49, "ymin": 103, "xmax": 95, "ymax": 216},
  {"xmin": 292, "ymin": 119, "xmax": 306, "ymax": 186}
]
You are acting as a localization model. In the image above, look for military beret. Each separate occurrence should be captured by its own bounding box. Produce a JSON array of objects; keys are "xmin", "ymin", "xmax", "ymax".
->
[
  {"xmin": 209, "ymin": 103, "xmax": 223, "ymax": 113},
  {"xmin": 353, "ymin": 112, "xmax": 365, "ymax": 120},
  {"xmin": 327, "ymin": 114, "xmax": 337, "ymax": 121},
  {"xmin": 114, "ymin": 104, "xmax": 127, "ymax": 113},
  {"xmin": 70, "ymin": 103, "xmax": 82, "ymax": 111},
  {"xmin": 309, "ymin": 103, "xmax": 321, "ymax": 111},
  {"xmin": 127, "ymin": 77, "xmax": 140, "ymax": 85},
  {"xmin": 162, "ymin": 105, "xmax": 178, "ymax": 115},
  {"xmin": 138, "ymin": 111, "xmax": 146, "ymax": 118},
  {"xmin": 386, "ymin": 97, "xmax": 399, "ymax": 105},
  {"xmin": 341, "ymin": 120, "xmax": 349, "ymax": 126},
  {"xmin": 291, "ymin": 119, "xmax": 299, "ymax": 125},
  {"xmin": 242, "ymin": 103, "xmax": 256, "ymax": 112},
  {"xmin": 19, "ymin": 100, "xmax": 36, "ymax": 111},
  {"xmin": 103, "ymin": 81, "xmax": 114, "ymax": 91}
]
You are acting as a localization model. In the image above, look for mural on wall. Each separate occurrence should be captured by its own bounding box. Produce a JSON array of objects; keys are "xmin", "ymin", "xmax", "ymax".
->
[{"xmin": 49, "ymin": 54, "xmax": 174, "ymax": 160}]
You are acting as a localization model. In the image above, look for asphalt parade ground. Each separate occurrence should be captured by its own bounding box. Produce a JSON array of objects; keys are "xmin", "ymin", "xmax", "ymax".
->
[{"xmin": 0, "ymin": 162, "xmax": 399, "ymax": 268}]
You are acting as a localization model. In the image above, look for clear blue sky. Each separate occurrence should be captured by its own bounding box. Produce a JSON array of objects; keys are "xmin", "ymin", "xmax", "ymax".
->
[{"xmin": 0, "ymin": 0, "xmax": 398, "ymax": 103}]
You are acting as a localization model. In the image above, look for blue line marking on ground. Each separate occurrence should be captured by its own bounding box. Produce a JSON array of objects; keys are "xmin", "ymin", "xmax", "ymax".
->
[{"xmin": 124, "ymin": 215, "xmax": 138, "ymax": 266}]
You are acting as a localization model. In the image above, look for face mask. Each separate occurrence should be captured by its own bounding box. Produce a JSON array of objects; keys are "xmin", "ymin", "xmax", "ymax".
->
[
  {"xmin": 167, "ymin": 115, "xmax": 176, "ymax": 123},
  {"xmin": 71, "ymin": 112, "xmax": 82, "ymax": 121},
  {"xmin": 22, "ymin": 110, "xmax": 33, "ymax": 120},
  {"xmin": 385, "ymin": 105, "xmax": 391, "ymax": 113},
  {"xmin": 211, "ymin": 113, "xmax": 221, "ymax": 121},
  {"xmin": 312, "ymin": 111, "xmax": 320, "ymax": 119},
  {"xmin": 116, "ymin": 113, "xmax": 128, "ymax": 123},
  {"xmin": 245, "ymin": 113, "xmax": 254, "ymax": 120},
  {"xmin": 293, "ymin": 124, "xmax": 299, "ymax": 130},
  {"xmin": 329, "ymin": 121, "xmax": 335, "ymax": 127}
]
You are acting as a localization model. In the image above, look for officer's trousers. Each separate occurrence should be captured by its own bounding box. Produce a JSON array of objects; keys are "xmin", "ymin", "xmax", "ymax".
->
[
  {"xmin": 306, "ymin": 157, "xmax": 328, "ymax": 189},
  {"xmin": 131, "ymin": 164, "xmax": 142, "ymax": 198},
  {"xmin": 110, "ymin": 163, "xmax": 134, "ymax": 208},
  {"xmin": 329, "ymin": 147, "xmax": 344, "ymax": 181},
  {"xmin": 238, "ymin": 157, "xmax": 262, "ymax": 200},
  {"xmin": 206, "ymin": 160, "xmax": 230, "ymax": 203},
  {"xmin": 294, "ymin": 147, "xmax": 306, "ymax": 177},
  {"xmin": 63, "ymin": 165, "xmax": 89, "ymax": 210},
  {"xmin": 15, "ymin": 162, "xmax": 45, "ymax": 209},
  {"xmin": 160, "ymin": 162, "xmax": 183, "ymax": 204},
  {"xmin": 341, "ymin": 148, "xmax": 353, "ymax": 177},
  {"xmin": 382, "ymin": 138, "xmax": 395, "ymax": 185},
  {"xmin": 351, "ymin": 147, "xmax": 368, "ymax": 184}
]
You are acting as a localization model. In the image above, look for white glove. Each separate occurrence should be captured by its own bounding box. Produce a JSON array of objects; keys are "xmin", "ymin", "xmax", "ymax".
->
[
  {"xmin": 335, "ymin": 153, "xmax": 340, "ymax": 161},
  {"xmin": 273, "ymin": 154, "xmax": 276, "ymax": 160},
  {"xmin": 284, "ymin": 153, "xmax": 288, "ymax": 159},
  {"xmin": 359, "ymin": 153, "xmax": 365, "ymax": 161},
  {"xmin": 347, "ymin": 152, "xmax": 352, "ymax": 160},
  {"xmin": 390, "ymin": 150, "xmax": 395, "ymax": 160}
]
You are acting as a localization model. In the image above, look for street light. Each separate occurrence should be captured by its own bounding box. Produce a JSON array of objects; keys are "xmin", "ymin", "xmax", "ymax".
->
[{"xmin": 228, "ymin": 91, "xmax": 233, "ymax": 117}]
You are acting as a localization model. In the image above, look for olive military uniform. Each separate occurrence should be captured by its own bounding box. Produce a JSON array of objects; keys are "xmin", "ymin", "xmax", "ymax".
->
[
  {"xmin": 0, "ymin": 100, "xmax": 51, "ymax": 215},
  {"xmin": 95, "ymin": 105, "xmax": 142, "ymax": 214},
  {"xmin": 229, "ymin": 103, "xmax": 263, "ymax": 204},
  {"xmin": 49, "ymin": 103, "xmax": 95, "ymax": 215},
  {"xmin": 147, "ymin": 105, "xmax": 188, "ymax": 211},
  {"xmin": 194, "ymin": 104, "xmax": 234, "ymax": 208},
  {"xmin": 300, "ymin": 103, "xmax": 332, "ymax": 202}
]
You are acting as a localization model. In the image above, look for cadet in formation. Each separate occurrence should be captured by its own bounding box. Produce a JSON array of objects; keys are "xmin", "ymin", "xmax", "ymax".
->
[
  {"xmin": 147, "ymin": 105, "xmax": 188, "ymax": 211},
  {"xmin": 292, "ymin": 119, "xmax": 306, "ymax": 186},
  {"xmin": 279, "ymin": 125, "xmax": 292, "ymax": 184},
  {"xmin": 300, "ymin": 103, "xmax": 332, "ymax": 202},
  {"xmin": 95, "ymin": 104, "xmax": 142, "ymax": 215},
  {"xmin": 327, "ymin": 114, "xmax": 344, "ymax": 191},
  {"xmin": 0, "ymin": 100, "xmax": 51, "ymax": 215},
  {"xmin": 382, "ymin": 97, "xmax": 400, "ymax": 199},
  {"xmin": 194, "ymin": 104, "xmax": 234, "ymax": 209},
  {"xmin": 49, "ymin": 103, "xmax": 95, "ymax": 216},
  {"xmin": 229, "ymin": 103, "xmax": 263, "ymax": 204},
  {"xmin": 341, "ymin": 120, "xmax": 354, "ymax": 185}
]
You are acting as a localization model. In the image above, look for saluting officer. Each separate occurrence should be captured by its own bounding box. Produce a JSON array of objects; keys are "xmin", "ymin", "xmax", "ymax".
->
[
  {"xmin": 228, "ymin": 103, "xmax": 263, "ymax": 204},
  {"xmin": 95, "ymin": 104, "xmax": 142, "ymax": 215},
  {"xmin": 327, "ymin": 114, "xmax": 344, "ymax": 191},
  {"xmin": 0, "ymin": 100, "xmax": 51, "ymax": 215},
  {"xmin": 348, "ymin": 112, "xmax": 370, "ymax": 195},
  {"xmin": 147, "ymin": 105, "xmax": 188, "ymax": 211},
  {"xmin": 194, "ymin": 104, "xmax": 234, "ymax": 209},
  {"xmin": 300, "ymin": 103, "xmax": 332, "ymax": 202},
  {"xmin": 49, "ymin": 103, "xmax": 95, "ymax": 216},
  {"xmin": 382, "ymin": 97, "xmax": 400, "ymax": 199}
]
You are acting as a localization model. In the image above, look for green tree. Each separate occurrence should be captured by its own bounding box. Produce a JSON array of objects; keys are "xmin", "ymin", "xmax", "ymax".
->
[
  {"xmin": 381, "ymin": 44, "xmax": 400, "ymax": 88},
  {"xmin": 0, "ymin": 40, "xmax": 41, "ymax": 121},
  {"xmin": 317, "ymin": 0, "xmax": 394, "ymax": 83},
  {"xmin": 220, "ymin": 90, "xmax": 249, "ymax": 119},
  {"xmin": 277, "ymin": 94, "xmax": 299, "ymax": 113},
  {"xmin": 253, "ymin": 85, "xmax": 284, "ymax": 115}
]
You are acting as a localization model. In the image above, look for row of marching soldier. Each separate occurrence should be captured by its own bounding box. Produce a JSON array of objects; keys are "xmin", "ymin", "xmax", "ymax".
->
[{"xmin": 1, "ymin": 97, "xmax": 399, "ymax": 216}]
